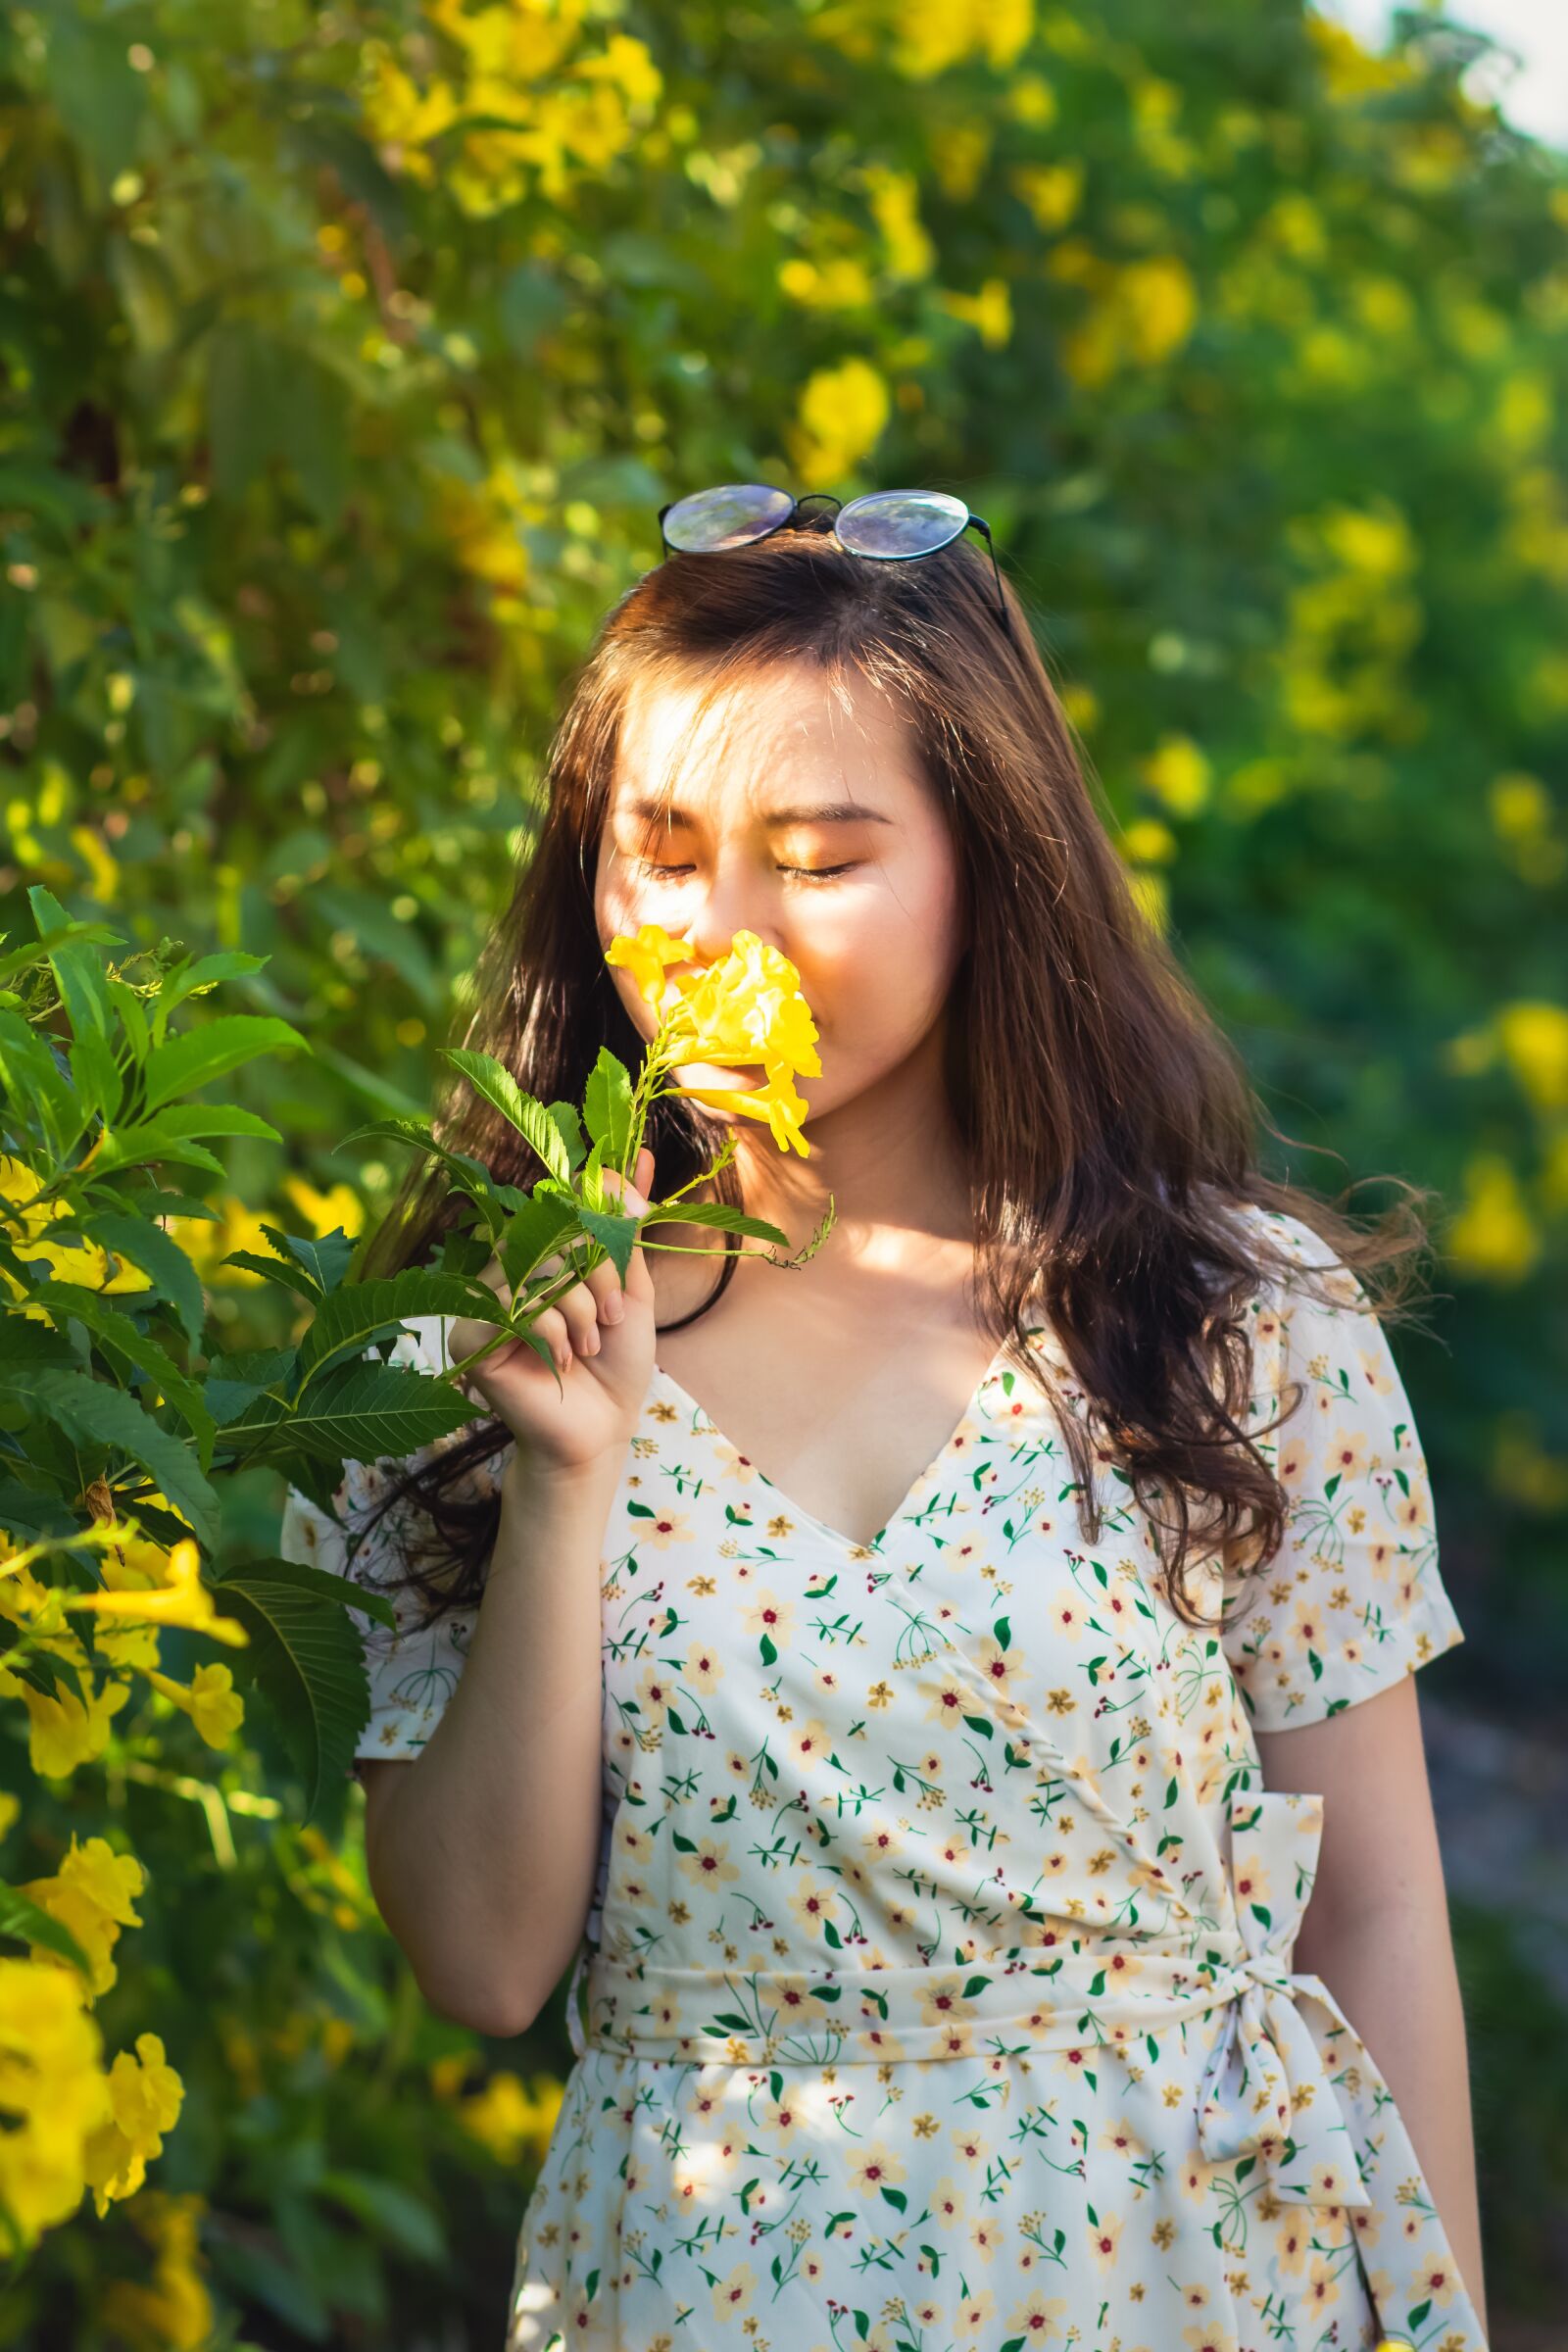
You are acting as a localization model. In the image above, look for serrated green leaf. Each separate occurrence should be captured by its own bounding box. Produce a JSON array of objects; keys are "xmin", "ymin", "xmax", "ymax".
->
[
  {"xmin": 640, "ymin": 1199, "xmax": 789, "ymax": 1245},
  {"xmin": 152, "ymin": 949, "xmax": 268, "ymax": 1038},
  {"xmin": 218, "ymin": 1548, "xmax": 398, "ymax": 1638},
  {"xmin": 77, "ymin": 1214, "xmax": 206, "ymax": 1347},
  {"xmin": 29, "ymin": 885, "xmax": 114, "ymax": 1038},
  {"xmin": 247, "ymin": 1359, "xmax": 477, "ymax": 1465},
  {"xmin": 69, "ymin": 1026, "xmax": 123, "ymax": 1126},
  {"xmin": 442, "ymin": 1048, "xmax": 569, "ymax": 1181},
  {"xmin": 87, "ymin": 1121, "xmax": 227, "ymax": 1183},
  {"xmin": 582, "ymin": 1047, "xmax": 635, "ymax": 1166},
  {"xmin": 258, "ymin": 1223, "xmax": 357, "ymax": 1296},
  {"xmin": 12, "ymin": 1368, "xmax": 220, "ymax": 1548},
  {"xmin": 210, "ymin": 1562, "xmax": 376, "ymax": 1821},
  {"xmin": 22, "ymin": 1282, "xmax": 217, "ymax": 1460},
  {"xmin": 497, "ymin": 1193, "xmax": 579, "ymax": 1294},
  {"xmin": 295, "ymin": 1271, "xmax": 510, "ymax": 1381},
  {"xmin": 141, "ymin": 1014, "xmax": 308, "ymax": 1113}
]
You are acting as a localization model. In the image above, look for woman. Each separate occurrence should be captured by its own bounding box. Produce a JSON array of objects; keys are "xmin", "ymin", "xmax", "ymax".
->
[{"xmin": 281, "ymin": 489, "xmax": 1490, "ymax": 2352}]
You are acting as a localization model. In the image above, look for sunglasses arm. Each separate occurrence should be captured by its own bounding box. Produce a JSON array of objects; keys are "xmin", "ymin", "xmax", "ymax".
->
[{"xmin": 967, "ymin": 514, "xmax": 1014, "ymax": 643}]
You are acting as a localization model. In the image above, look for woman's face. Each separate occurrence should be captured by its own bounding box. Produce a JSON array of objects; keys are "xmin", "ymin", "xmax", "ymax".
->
[{"xmin": 593, "ymin": 661, "xmax": 968, "ymax": 1132}]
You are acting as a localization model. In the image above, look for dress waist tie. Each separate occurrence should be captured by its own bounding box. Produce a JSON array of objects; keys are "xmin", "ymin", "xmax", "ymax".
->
[{"xmin": 560, "ymin": 1787, "xmax": 1488, "ymax": 2352}]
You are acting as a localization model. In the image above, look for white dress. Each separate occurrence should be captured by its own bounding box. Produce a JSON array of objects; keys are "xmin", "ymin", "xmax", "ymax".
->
[{"xmin": 281, "ymin": 1203, "xmax": 1489, "ymax": 2352}]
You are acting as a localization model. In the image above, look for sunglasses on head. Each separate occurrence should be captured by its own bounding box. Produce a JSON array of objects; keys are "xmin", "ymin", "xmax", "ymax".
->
[{"xmin": 657, "ymin": 483, "xmax": 1014, "ymax": 642}]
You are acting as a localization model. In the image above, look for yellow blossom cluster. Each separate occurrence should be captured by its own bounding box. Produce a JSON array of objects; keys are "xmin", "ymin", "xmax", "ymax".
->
[
  {"xmin": 0, "ymin": 1153, "xmax": 153, "ymax": 1320},
  {"xmin": 0, "ymin": 1796, "xmax": 184, "ymax": 2247},
  {"xmin": 808, "ymin": 0, "xmax": 1034, "ymax": 81},
  {"xmin": 606, "ymin": 921, "xmax": 824, "ymax": 1158},
  {"xmin": 1275, "ymin": 499, "xmax": 1424, "ymax": 745},
  {"xmin": 359, "ymin": 0, "xmax": 662, "ymax": 219},
  {"xmin": 785, "ymin": 356, "xmax": 891, "ymax": 487},
  {"xmin": 1046, "ymin": 244, "xmax": 1199, "ymax": 387},
  {"xmin": 1, "ymin": 1525, "xmax": 247, "ymax": 1780},
  {"xmin": 429, "ymin": 2053, "xmax": 565, "ymax": 2167},
  {"xmin": 0, "ymin": 1517, "xmax": 248, "ymax": 2250},
  {"xmin": 98, "ymin": 2189, "xmax": 217, "ymax": 2351}
]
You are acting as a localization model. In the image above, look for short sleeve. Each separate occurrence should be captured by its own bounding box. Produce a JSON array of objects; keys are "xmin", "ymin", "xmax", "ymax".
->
[
  {"xmin": 1219, "ymin": 1211, "xmax": 1465, "ymax": 1733},
  {"xmin": 277, "ymin": 1311, "xmax": 502, "ymax": 1778}
]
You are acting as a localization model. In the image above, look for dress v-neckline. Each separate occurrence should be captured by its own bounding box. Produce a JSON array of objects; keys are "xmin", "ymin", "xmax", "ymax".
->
[{"xmin": 650, "ymin": 1337, "xmax": 1016, "ymax": 1556}]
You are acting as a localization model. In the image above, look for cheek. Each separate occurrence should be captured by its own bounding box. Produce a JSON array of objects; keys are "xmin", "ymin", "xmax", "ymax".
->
[{"xmin": 807, "ymin": 872, "xmax": 963, "ymax": 1042}]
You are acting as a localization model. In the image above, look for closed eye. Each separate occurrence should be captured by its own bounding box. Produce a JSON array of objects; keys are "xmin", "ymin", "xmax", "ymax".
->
[{"xmin": 630, "ymin": 858, "xmax": 857, "ymax": 885}]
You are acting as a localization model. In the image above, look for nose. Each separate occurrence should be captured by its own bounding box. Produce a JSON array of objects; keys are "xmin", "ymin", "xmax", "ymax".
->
[{"xmin": 679, "ymin": 863, "xmax": 780, "ymax": 975}]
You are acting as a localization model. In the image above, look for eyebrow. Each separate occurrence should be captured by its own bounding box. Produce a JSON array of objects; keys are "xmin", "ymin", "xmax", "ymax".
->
[{"xmin": 618, "ymin": 795, "xmax": 895, "ymax": 829}]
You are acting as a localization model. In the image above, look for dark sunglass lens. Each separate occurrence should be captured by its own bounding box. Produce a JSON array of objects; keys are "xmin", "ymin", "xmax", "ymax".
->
[
  {"xmin": 834, "ymin": 488, "xmax": 968, "ymax": 559},
  {"xmin": 662, "ymin": 483, "xmax": 796, "ymax": 553}
]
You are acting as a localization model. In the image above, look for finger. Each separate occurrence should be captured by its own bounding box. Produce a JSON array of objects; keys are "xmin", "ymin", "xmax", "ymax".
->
[
  {"xmin": 530, "ymin": 1302, "xmax": 571, "ymax": 1374},
  {"xmin": 602, "ymin": 1167, "xmax": 655, "ymax": 1304},
  {"xmin": 556, "ymin": 1277, "xmax": 605, "ymax": 1357}
]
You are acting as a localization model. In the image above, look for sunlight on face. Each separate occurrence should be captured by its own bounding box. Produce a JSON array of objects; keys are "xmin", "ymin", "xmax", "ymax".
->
[{"xmin": 594, "ymin": 662, "xmax": 967, "ymax": 1118}]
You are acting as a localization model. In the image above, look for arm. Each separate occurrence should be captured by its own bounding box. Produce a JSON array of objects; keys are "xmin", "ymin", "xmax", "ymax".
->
[
  {"xmin": 357, "ymin": 1451, "xmax": 619, "ymax": 2037},
  {"xmin": 1255, "ymin": 1674, "xmax": 1489, "ymax": 2339}
]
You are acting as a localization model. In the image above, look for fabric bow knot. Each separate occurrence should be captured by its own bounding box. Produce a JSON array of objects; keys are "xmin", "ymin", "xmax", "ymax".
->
[{"xmin": 1194, "ymin": 1788, "xmax": 1372, "ymax": 2210}]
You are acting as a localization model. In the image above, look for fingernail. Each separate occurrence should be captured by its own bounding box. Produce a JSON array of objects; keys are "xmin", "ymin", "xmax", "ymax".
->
[{"xmin": 602, "ymin": 1293, "xmax": 624, "ymax": 1324}]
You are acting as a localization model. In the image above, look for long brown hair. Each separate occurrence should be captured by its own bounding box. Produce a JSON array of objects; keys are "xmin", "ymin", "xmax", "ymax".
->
[{"xmin": 347, "ymin": 506, "xmax": 1441, "ymax": 1633}]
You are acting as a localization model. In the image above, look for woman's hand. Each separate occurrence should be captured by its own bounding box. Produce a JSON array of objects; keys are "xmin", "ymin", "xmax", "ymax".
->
[{"xmin": 444, "ymin": 1145, "xmax": 658, "ymax": 1478}]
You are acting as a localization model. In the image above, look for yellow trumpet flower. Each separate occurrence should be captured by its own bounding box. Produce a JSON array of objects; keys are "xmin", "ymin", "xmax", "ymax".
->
[
  {"xmin": 604, "ymin": 924, "xmax": 822, "ymax": 1156},
  {"xmin": 64, "ymin": 1541, "xmax": 250, "ymax": 1649}
]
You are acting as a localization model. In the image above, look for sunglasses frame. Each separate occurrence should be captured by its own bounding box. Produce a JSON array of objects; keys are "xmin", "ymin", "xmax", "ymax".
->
[{"xmin": 657, "ymin": 484, "xmax": 1015, "ymax": 643}]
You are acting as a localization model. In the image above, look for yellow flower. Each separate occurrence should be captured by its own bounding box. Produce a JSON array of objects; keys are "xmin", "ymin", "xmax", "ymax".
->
[
  {"xmin": 1009, "ymin": 160, "xmax": 1083, "ymax": 232},
  {"xmin": 1446, "ymin": 1153, "xmax": 1540, "ymax": 1283},
  {"xmin": 862, "ymin": 165, "xmax": 934, "ymax": 282},
  {"xmin": 604, "ymin": 921, "xmax": 693, "ymax": 1013},
  {"xmin": 1120, "ymin": 817, "xmax": 1177, "ymax": 865},
  {"xmin": 0, "ymin": 1154, "xmax": 153, "ymax": 1315},
  {"xmin": 144, "ymin": 1661, "xmax": 247, "ymax": 1750},
  {"xmin": 777, "ymin": 255, "xmax": 875, "ymax": 311},
  {"xmin": 785, "ymin": 356, "xmax": 890, "ymax": 484},
  {"xmin": 81, "ymin": 2033, "xmax": 184, "ymax": 2217},
  {"xmin": 281, "ymin": 1174, "xmax": 365, "ymax": 1240},
  {"xmin": 664, "ymin": 931, "xmax": 823, "ymax": 1080},
  {"xmin": 1141, "ymin": 735, "xmax": 1211, "ymax": 817},
  {"xmin": 456, "ymin": 2069, "xmax": 564, "ymax": 2166},
  {"xmin": 99, "ymin": 2187, "xmax": 217, "ymax": 2346},
  {"xmin": 1059, "ymin": 254, "xmax": 1198, "ymax": 388},
  {"xmin": 0, "ymin": 1957, "xmax": 110, "ymax": 2241},
  {"xmin": 1494, "ymin": 1002, "xmax": 1568, "ymax": 1113},
  {"xmin": 13, "ymin": 1674, "xmax": 133, "ymax": 1783},
  {"xmin": 160, "ymin": 1194, "xmax": 284, "ymax": 1289},
  {"xmin": 669, "ymin": 1064, "xmax": 813, "ymax": 1157},
  {"xmin": 939, "ymin": 276, "xmax": 1012, "ymax": 350},
  {"xmin": 21, "ymin": 1834, "xmax": 147, "ymax": 1995},
  {"xmin": 604, "ymin": 927, "xmax": 823, "ymax": 1158},
  {"xmin": 65, "ymin": 1540, "xmax": 251, "ymax": 1649}
]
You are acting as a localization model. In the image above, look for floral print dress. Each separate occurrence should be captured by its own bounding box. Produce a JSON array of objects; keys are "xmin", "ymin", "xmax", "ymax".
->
[{"xmin": 280, "ymin": 1204, "xmax": 1489, "ymax": 2352}]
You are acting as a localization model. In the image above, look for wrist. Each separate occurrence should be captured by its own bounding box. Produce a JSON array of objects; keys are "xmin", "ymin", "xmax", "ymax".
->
[{"xmin": 500, "ymin": 1446, "xmax": 625, "ymax": 1515}]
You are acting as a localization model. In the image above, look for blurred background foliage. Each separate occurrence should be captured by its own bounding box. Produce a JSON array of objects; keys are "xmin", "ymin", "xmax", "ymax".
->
[{"xmin": 2, "ymin": 0, "xmax": 1566, "ymax": 2341}]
